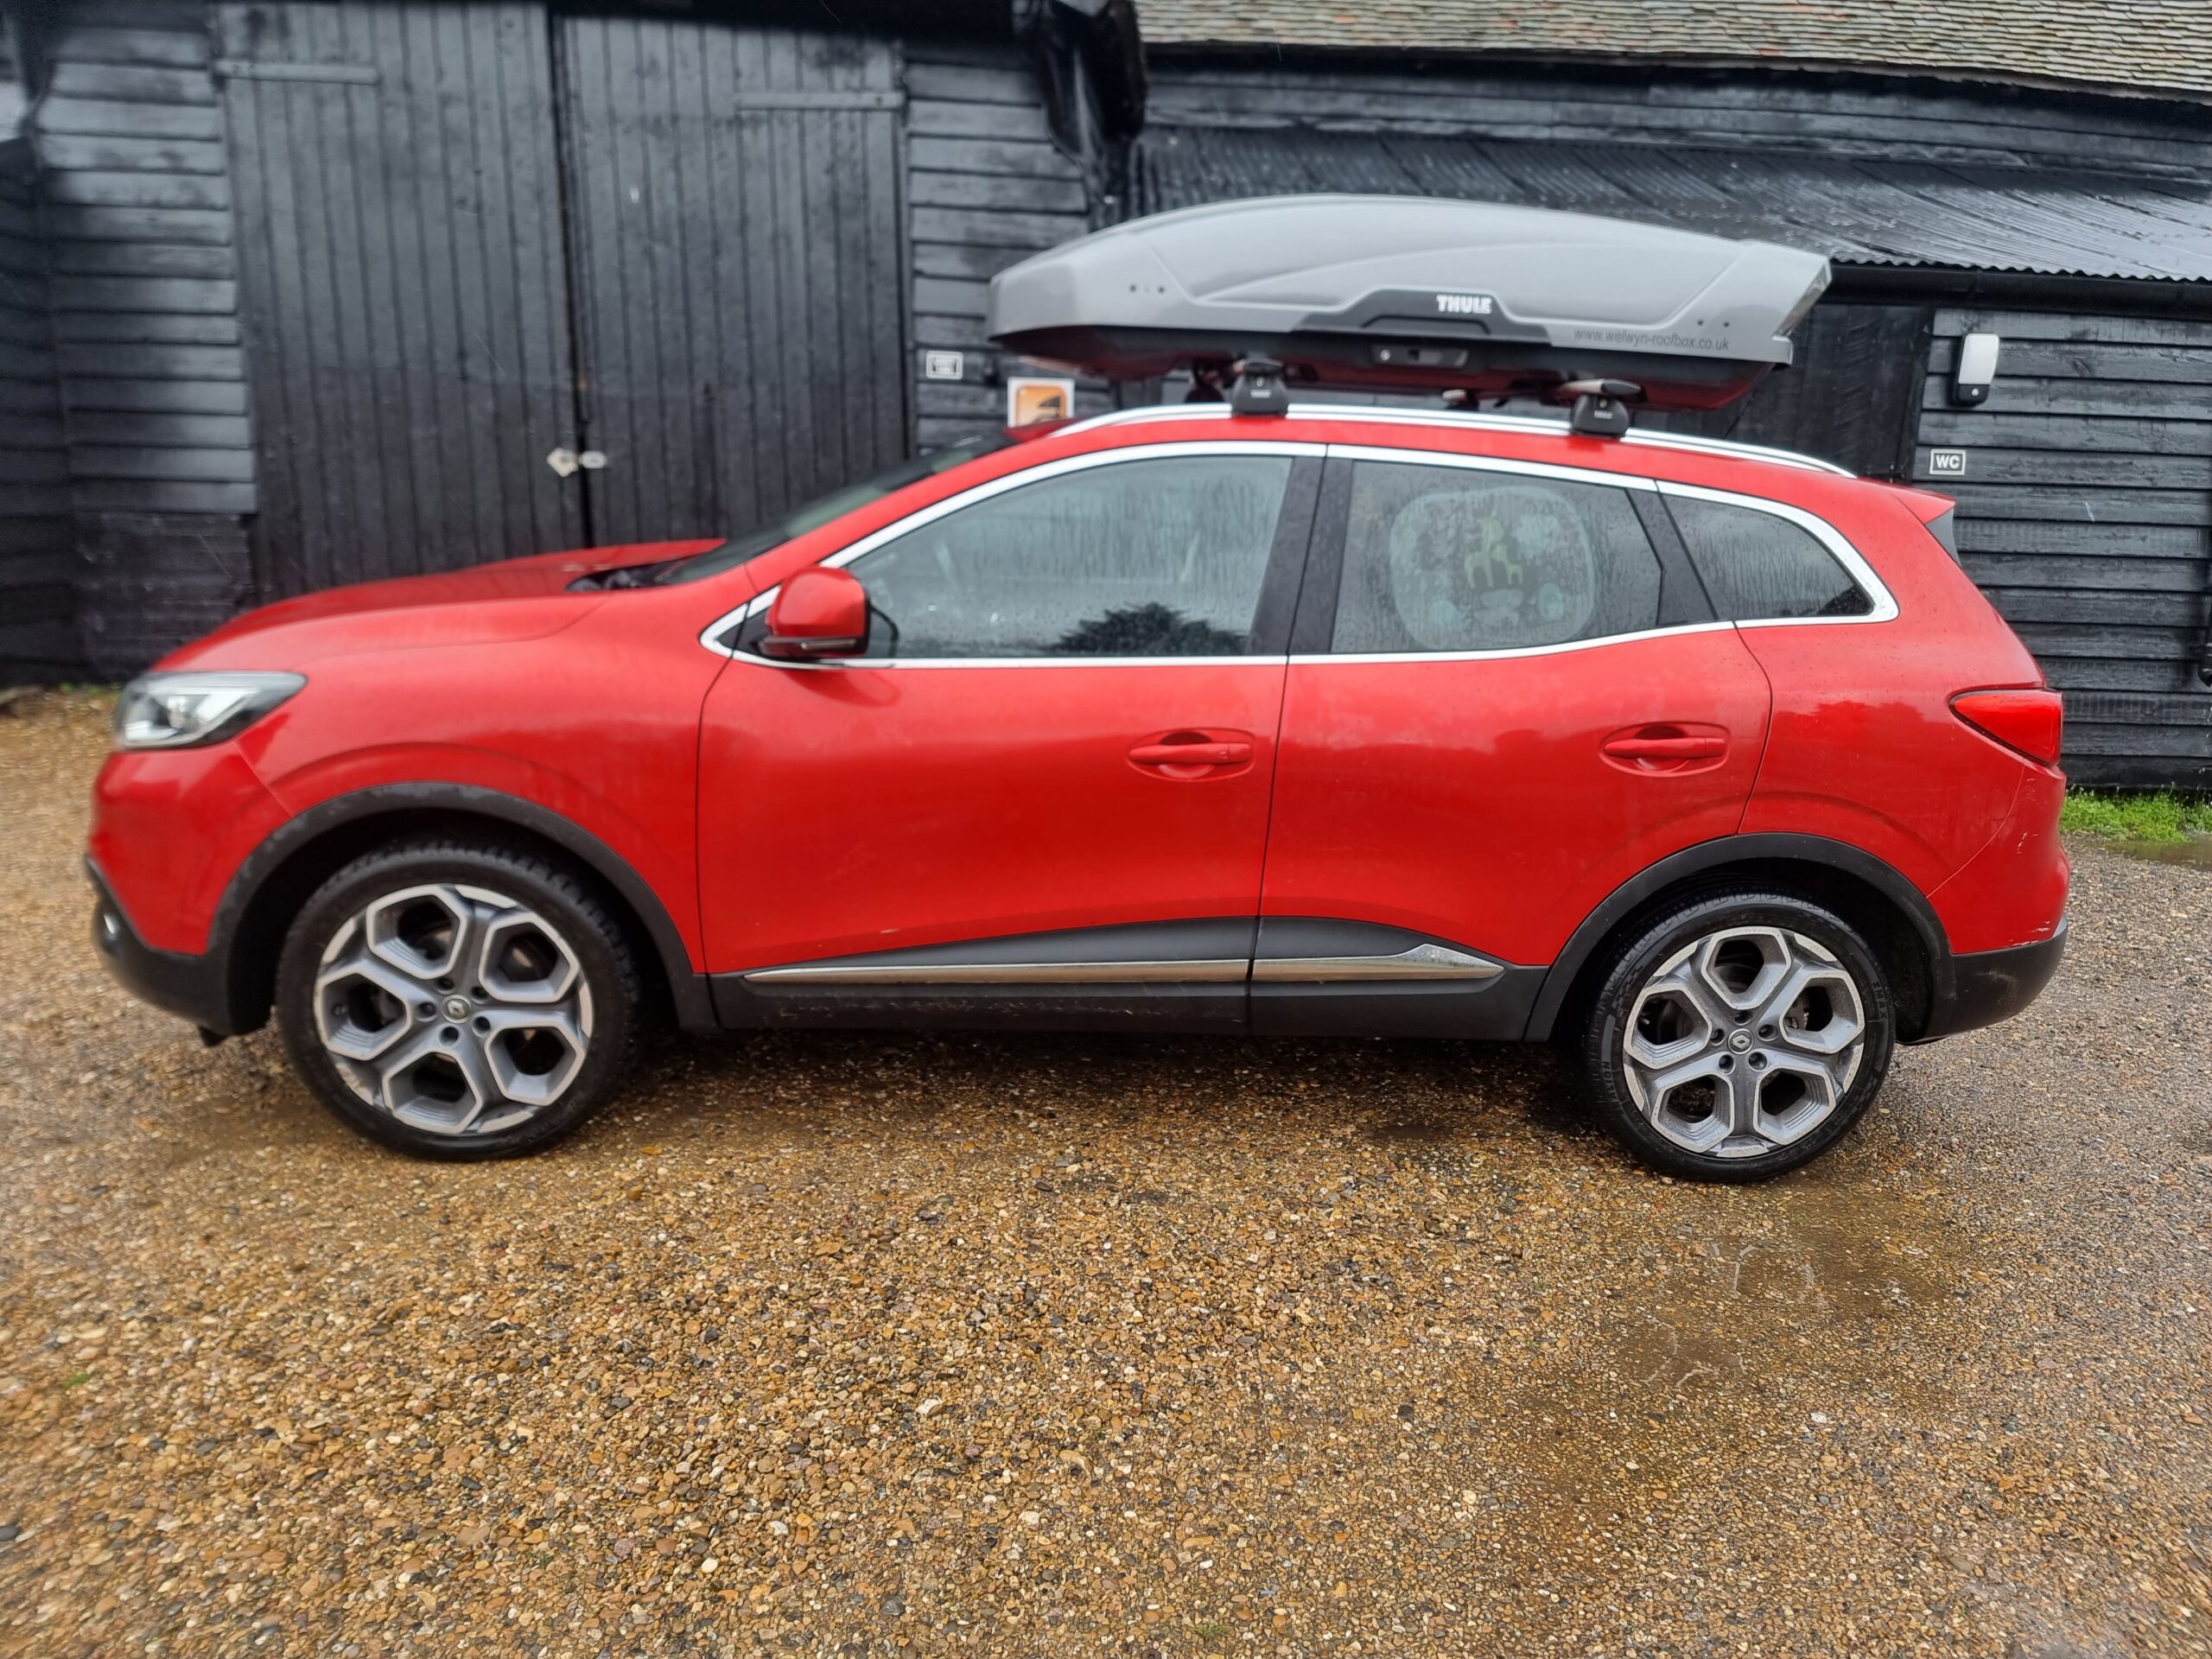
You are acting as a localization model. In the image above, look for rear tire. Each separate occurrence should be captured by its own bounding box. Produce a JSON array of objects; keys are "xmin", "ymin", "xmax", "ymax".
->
[
  {"xmin": 276, "ymin": 837, "xmax": 642, "ymax": 1159},
  {"xmin": 1576, "ymin": 889, "xmax": 1894, "ymax": 1181}
]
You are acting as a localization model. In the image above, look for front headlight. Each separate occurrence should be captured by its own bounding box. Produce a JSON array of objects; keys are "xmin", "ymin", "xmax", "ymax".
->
[{"xmin": 113, "ymin": 671, "xmax": 306, "ymax": 750}]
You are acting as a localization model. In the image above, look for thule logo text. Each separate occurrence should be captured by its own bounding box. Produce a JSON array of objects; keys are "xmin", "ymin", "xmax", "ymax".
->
[{"xmin": 1434, "ymin": 293, "xmax": 1495, "ymax": 316}]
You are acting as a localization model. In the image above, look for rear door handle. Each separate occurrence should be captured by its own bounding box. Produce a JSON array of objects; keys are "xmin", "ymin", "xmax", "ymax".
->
[
  {"xmin": 1601, "ymin": 723, "xmax": 1731, "ymax": 774},
  {"xmin": 1604, "ymin": 734, "xmax": 1726, "ymax": 761},
  {"xmin": 1129, "ymin": 741, "xmax": 1252, "ymax": 766}
]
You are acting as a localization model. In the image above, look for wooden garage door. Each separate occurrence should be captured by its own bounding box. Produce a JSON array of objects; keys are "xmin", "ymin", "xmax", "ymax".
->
[
  {"xmin": 556, "ymin": 15, "xmax": 908, "ymax": 545},
  {"xmin": 215, "ymin": 1, "xmax": 585, "ymax": 594}
]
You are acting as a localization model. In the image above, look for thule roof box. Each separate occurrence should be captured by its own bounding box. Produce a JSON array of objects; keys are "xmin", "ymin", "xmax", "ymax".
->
[{"xmin": 986, "ymin": 195, "xmax": 1829, "ymax": 418}]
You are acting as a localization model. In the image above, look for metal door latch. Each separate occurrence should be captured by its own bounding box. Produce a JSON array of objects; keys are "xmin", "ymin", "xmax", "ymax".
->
[{"xmin": 546, "ymin": 448, "xmax": 608, "ymax": 478}]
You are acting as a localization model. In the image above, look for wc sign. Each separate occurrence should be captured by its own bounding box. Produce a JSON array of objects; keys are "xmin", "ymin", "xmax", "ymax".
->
[{"xmin": 1434, "ymin": 292, "xmax": 1497, "ymax": 317}]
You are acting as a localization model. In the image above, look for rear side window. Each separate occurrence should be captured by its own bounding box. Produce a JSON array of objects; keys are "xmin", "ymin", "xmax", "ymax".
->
[
  {"xmin": 845, "ymin": 454, "xmax": 1292, "ymax": 658},
  {"xmin": 1666, "ymin": 495, "xmax": 1872, "ymax": 620},
  {"xmin": 1330, "ymin": 461, "xmax": 1663, "ymax": 653}
]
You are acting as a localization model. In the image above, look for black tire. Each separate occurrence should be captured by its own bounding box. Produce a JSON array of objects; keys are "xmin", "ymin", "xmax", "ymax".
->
[
  {"xmin": 276, "ymin": 836, "xmax": 643, "ymax": 1159},
  {"xmin": 1576, "ymin": 888, "xmax": 1894, "ymax": 1182}
]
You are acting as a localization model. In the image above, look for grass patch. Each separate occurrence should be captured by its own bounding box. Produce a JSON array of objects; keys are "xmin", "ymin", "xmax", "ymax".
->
[
  {"xmin": 2061, "ymin": 788, "xmax": 2212, "ymax": 842},
  {"xmin": 60, "ymin": 1370, "xmax": 91, "ymax": 1389}
]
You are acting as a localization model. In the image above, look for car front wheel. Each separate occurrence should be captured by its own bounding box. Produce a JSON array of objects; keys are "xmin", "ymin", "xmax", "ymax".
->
[
  {"xmin": 276, "ymin": 837, "xmax": 642, "ymax": 1159},
  {"xmin": 1577, "ymin": 890, "xmax": 1895, "ymax": 1181}
]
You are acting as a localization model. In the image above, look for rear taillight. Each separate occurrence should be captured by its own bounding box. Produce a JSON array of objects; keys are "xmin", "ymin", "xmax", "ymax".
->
[{"xmin": 1952, "ymin": 689, "xmax": 2063, "ymax": 766}]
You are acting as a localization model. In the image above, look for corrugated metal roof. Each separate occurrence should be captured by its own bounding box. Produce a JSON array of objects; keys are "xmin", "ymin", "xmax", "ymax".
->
[
  {"xmin": 1135, "ymin": 126, "xmax": 2212, "ymax": 283},
  {"xmin": 1135, "ymin": 0, "xmax": 2212, "ymax": 104}
]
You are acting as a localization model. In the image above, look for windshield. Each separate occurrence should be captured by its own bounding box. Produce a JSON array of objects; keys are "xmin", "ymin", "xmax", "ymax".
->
[{"xmin": 656, "ymin": 435, "xmax": 1013, "ymax": 585}]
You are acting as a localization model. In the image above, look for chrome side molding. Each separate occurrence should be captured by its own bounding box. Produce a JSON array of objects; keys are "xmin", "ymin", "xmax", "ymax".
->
[
  {"xmin": 1253, "ymin": 943, "xmax": 1502, "ymax": 982},
  {"xmin": 744, "ymin": 958, "xmax": 1250, "ymax": 985},
  {"xmin": 747, "ymin": 943, "xmax": 1503, "ymax": 985}
]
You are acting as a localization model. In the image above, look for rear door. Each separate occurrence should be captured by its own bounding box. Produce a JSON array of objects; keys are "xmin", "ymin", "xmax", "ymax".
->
[
  {"xmin": 1255, "ymin": 445, "xmax": 1774, "ymax": 1035},
  {"xmin": 696, "ymin": 442, "xmax": 1322, "ymax": 1029}
]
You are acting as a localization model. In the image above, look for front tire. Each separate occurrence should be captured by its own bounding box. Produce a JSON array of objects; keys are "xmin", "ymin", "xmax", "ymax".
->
[
  {"xmin": 276, "ymin": 837, "xmax": 642, "ymax": 1159},
  {"xmin": 1577, "ymin": 890, "xmax": 1894, "ymax": 1181}
]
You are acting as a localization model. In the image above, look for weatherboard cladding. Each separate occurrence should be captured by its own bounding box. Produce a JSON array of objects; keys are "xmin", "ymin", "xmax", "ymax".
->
[
  {"xmin": 1135, "ymin": 124, "xmax": 2212, "ymax": 284},
  {"xmin": 33, "ymin": 0, "xmax": 255, "ymax": 673},
  {"xmin": 906, "ymin": 38, "xmax": 1109, "ymax": 451},
  {"xmin": 0, "ymin": 142, "xmax": 79, "ymax": 677},
  {"xmin": 1914, "ymin": 309, "xmax": 2212, "ymax": 787},
  {"xmin": 1134, "ymin": 0, "xmax": 2212, "ymax": 104}
]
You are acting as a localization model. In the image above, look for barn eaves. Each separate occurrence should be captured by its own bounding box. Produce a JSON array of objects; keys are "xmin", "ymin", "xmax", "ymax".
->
[{"xmin": 1133, "ymin": 0, "xmax": 2212, "ymax": 105}]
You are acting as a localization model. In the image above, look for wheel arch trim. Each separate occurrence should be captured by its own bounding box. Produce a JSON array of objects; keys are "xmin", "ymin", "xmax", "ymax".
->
[
  {"xmin": 1522, "ymin": 833, "xmax": 1949, "ymax": 1042},
  {"xmin": 212, "ymin": 783, "xmax": 714, "ymax": 1034}
]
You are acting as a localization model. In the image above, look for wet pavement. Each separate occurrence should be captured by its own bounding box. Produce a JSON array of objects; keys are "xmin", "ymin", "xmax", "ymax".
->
[{"xmin": 1, "ymin": 690, "xmax": 2208, "ymax": 1657}]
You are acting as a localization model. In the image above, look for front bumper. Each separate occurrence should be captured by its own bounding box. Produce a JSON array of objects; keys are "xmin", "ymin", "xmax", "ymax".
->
[
  {"xmin": 86, "ymin": 860, "xmax": 240, "ymax": 1036},
  {"xmin": 1916, "ymin": 920, "xmax": 2068, "ymax": 1042}
]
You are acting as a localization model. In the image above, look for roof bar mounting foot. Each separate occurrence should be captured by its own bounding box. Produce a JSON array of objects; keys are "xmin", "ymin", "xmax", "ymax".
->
[
  {"xmin": 1562, "ymin": 378, "xmax": 1642, "ymax": 437},
  {"xmin": 1228, "ymin": 355, "xmax": 1289, "ymax": 417}
]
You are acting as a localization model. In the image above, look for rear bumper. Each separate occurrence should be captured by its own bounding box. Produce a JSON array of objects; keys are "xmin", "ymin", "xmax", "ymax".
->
[
  {"xmin": 86, "ymin": 860, "xmax": 242, "ymax": 1036},
  {"xmin": 1916, "ymin": 920, "xmax": 2067, "ymax": 1042}
]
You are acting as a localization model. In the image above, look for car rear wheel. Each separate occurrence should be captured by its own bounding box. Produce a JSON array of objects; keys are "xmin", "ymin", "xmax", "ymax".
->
[
  {"xmin": 1577, "ymin": 890, "xmax": 1894, "ymax": 1181},
  {"xmin": 276, "ymin": 838, "xmax": 642, "ymax": 1159}
]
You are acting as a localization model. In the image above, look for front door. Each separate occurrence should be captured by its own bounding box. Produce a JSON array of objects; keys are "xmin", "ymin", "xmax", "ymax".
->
[
  {"xmin": 696, "ymin": 444, "xmax": 1321, "ymax": 1029},
  {"xmin": 1255, "ymin": 447, "xmax": 1774, "ymax": 1036}
]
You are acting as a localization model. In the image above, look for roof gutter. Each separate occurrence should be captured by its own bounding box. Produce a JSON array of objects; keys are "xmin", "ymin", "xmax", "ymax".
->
[{"xmin": 1827, "ymin": 264, "xmax": 2212, "ymax": 318}]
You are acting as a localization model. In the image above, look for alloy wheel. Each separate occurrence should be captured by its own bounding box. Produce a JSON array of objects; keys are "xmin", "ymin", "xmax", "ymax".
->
[
  {"xmin": 1621, "ymin": 925, "xmax": 1866, "ymax": 1160},
  {"xmin": 312, "ymin": 883, "xmax": 595, "ymax": 1138}
]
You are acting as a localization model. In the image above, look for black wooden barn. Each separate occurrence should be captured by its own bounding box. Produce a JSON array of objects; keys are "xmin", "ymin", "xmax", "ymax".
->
[{"xmin": 4, "ymin": 0, "xmax": 2212, "ymax": 786}]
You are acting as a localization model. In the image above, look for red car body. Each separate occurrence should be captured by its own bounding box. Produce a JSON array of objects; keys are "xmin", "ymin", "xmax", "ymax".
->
[{"xmin": 88, "ymin": 405, "xmax": 2068, "ymax": 1061}]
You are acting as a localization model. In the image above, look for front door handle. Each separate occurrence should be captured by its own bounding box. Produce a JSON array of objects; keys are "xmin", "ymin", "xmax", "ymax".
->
[
  {"xmin": 1602, "ymin": 723, "xmax": 1730, "ymax": 773},
  {"xmin": 1128, "ymin": 730, "xmax": 1257, "ymax": 780},
  {"xmin": 1129, "ymin": 741, "xmax": 1252, "ymax": 766}
]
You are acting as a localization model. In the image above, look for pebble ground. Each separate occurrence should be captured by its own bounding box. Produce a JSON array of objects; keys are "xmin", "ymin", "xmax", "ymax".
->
[{"xmin": 2, "ymin": 690, "xmax": 2208, "ymax": 1658}]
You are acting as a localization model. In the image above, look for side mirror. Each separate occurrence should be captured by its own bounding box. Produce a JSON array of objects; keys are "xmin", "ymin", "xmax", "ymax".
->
[{"xmin": 761, "ymin": 567, "xmax": 869, "ymax": 659}]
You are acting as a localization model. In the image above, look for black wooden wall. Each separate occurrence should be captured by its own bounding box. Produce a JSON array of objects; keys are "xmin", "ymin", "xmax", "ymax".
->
[
  {"xmin": 33, "ymin": 0, "xmax": 256, "ymax": 676},
  {"xmin": 8, "ymin": 0, "xmax": 1096, "ymax": 675},
  {"xmin": 904, "ymin": 36, "xmax": 1104, "ymax": 450},
  {"xmin": 0, "ymin": 140, "xmax": 76, "ymax": 677},
  {"xmin": 1920, "ymin": 310, "xmax": 2212, "ymax": 788},
  {"xmin": 211, "ymin": 4, "xmax": 1066, "ymax": 593}
]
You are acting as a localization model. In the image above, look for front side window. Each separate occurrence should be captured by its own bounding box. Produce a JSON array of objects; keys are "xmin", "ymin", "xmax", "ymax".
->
[
  {"xmin": 842, "ymin": 454, "xmax": 1293, "ymax": 659},
  {"xmin": 1666, "ymin": 494, "xmax": 1873, "ymax": 620},
  {"xmin": 1331, "ymin": 461, "xmax": 1663, "ymax": 653}
]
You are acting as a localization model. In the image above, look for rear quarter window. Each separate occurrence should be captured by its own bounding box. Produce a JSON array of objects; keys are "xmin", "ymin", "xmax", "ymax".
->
[{"xmin": 1666, "ymin": 494, "xmax": 1872, "ymax": 621}]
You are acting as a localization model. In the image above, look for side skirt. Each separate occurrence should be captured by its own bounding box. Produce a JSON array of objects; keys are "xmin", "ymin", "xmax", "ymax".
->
[{"xmin": 711, "ymin": 918, "xmax": 1544, "ymax": 1039}]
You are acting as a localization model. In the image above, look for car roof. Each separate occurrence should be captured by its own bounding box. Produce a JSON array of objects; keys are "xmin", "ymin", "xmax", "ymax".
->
[{"xmin": 1054, "ymin": 401, "xmax": 1856, "ymax": 480}]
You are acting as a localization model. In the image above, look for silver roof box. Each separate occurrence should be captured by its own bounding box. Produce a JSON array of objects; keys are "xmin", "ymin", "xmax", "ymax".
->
[{"xmin": 987, "ymin": 195, "xmax": 1829, "ymax": 410}]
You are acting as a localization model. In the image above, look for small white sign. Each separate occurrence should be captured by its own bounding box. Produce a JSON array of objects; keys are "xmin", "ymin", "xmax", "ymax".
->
[
  {"xmin": 923, "ymin": 350, "xmax": 964, "ymax": 381},
  {"xmin": 1928, "ymin": 448, "xmax": 1967, "ymax": 477}
]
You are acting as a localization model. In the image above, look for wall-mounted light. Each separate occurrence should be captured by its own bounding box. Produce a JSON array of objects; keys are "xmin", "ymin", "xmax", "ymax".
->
[{"xmin": 1952, "ymin": 332, "xmax": 2001, "ymax": 406}]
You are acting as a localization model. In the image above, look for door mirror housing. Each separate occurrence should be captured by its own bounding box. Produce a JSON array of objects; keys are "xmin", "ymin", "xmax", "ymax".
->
[{"xmin": 761, "ymin": 567, "xmax": 869, "ymax": 659}]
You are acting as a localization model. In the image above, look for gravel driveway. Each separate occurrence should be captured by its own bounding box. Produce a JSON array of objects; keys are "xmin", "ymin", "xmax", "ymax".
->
[{"xmin": 3, "ymin": 690, "xmax": 2208, "ymax": 1658}]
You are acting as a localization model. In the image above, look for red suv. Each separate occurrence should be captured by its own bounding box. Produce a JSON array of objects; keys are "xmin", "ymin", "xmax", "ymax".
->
[{"xmin": 87, "ymin": 404, "xmax": 2067, "ymax": 1179}]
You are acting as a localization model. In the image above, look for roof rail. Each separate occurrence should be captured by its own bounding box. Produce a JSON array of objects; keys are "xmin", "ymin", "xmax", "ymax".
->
[{"xmin": 1057, "ymin": 402, "xmax": 1855, "ymax": 478}]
